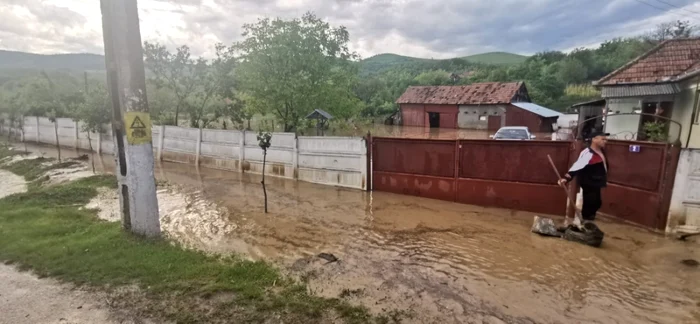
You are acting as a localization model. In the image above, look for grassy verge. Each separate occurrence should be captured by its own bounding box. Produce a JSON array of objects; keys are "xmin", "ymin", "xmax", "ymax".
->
[{"xmin": 0, "ymin": 145, "xmax": 381, "ymax": 323}]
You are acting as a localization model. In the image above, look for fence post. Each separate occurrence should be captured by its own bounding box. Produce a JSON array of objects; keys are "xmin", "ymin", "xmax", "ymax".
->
[
  {"xmin": 195, "ymin": 127, "xmax": 202, "ymax": 166},
  {"xmin": 292, "ymin": 135, "xmax": 299, "ymax": 179},
  {"xmin": 360, "ymin": 137, "xmax": 368, "ymax": 191},
  {"xmin": 157, "ymin": 125, "xmax": 165, "ymax": 161},
  {"xmin": 239, "ymin": 130, "xmax": 246, "ymax": 173},
  {"xmin": 74, "ymin": 120, "xmax": 80, "ymax": 149},
  {"xmin": 35, "ymin": 116, "xmax": 40, "ymax": 144}
]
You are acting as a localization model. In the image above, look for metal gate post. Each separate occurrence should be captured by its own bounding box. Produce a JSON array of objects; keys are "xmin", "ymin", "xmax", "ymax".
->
[{"xmin": 454, "ymin": 140, "xmax": 460, "ymax": 202}]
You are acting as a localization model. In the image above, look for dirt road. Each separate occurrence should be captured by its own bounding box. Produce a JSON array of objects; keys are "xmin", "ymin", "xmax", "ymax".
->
[
  {"xmin": 16, "ymin": 144, "xmax": 700, "ymax": 324},
  {"xmin": 0, "ymin": 264, "xmax": 125, "ymax": 324}
]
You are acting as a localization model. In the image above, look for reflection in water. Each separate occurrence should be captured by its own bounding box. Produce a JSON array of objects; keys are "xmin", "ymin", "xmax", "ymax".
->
[{"xmin": 18, "ymin": 143, "xmax": 700, "ymax": 324}]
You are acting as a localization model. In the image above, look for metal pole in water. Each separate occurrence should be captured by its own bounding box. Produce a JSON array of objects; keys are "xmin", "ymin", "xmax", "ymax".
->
[{"xmin": 100, "ymin": 0, "xmax": 160, "ymax": 237}]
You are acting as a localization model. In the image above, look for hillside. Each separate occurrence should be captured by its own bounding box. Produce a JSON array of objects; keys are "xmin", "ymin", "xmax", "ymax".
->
[
  {"xmin": 359, "ymin": 51, "xmax": 528, "ymax": 75},
  {"xmin": 0, "ymin": 50, "xmax": 105, "ymax": 71},
  {"xmin": 0, "ymin": 49, "xmax": 526, "ymax": 77}
]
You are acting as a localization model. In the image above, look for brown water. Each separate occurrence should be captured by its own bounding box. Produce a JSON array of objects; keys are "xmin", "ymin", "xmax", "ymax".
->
[{"xmin": 16, "ymin": 143, "xmax": 700, "ymax": 324}]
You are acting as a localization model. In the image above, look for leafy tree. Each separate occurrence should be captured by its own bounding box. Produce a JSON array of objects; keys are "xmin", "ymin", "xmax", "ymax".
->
[
  {"xmin": 647, "ymin": 20, "xmax": 696, "ymax": 42},
  {"xmin": 557, "ymin": 58, "xmax": 588, "ymax": 84},
  {"xmin": 233, "ymin": 12, "xmax": 360, "ymax": 131},
  {"xmin": 75, "ymin": 83, "xmax": 110, "ymax": 172},
  {"xmin": 413, "ymin": 70, "xmax": 452, "ymax": 85},
  {"xmin": 143, "ymin": 42, "xmax": 199, "ymax": 126}
]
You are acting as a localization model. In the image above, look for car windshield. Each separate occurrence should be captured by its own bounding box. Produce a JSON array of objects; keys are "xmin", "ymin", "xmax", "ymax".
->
[{"xmin": 494, "ymin": 129, "xmax": 529, "ymax": 139}]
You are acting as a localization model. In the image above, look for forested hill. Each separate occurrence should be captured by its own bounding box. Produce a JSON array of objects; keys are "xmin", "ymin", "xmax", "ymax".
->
[
  {"xmin": 0, "ymin": 50, "xmax": 104, "ymax": 71},
  {"xmin": 0, "ymin": 49, "xmax": 526, "ymax": 74},
  {"xmin": 359, "ymin": 52, "xmax": 527, "ymax": 75}
]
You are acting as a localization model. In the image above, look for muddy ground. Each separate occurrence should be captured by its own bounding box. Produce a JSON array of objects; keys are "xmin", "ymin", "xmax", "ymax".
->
[{"xmin": 13, "ymin": 144, "xmax": 700, "ymax": 324}]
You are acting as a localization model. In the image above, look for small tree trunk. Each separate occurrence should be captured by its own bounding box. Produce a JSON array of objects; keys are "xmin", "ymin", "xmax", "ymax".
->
[
  {"xmin": 22, "ymin": 127, "xmax": 27, "ymax": 153},
  {"xmin": 54, "ymin": 121, "xmax": 62, "ymax": 162},
  {"xmin": 7, "ymin": 119, "xmax": 12, "ymax": 141},
  {"xmin": 87, "ymin": 131, "xmax": 96, "ymax": 173},
  {"xmin": 262, "ymin": 148, "xmax": 268, "ymax": 213}
]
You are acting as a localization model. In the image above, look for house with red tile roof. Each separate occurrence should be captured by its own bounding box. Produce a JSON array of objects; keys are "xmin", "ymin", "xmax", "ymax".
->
[
  {"xmin": 395, "ymin": 82, "xmax": 561, "ymax": 132},
  {"xmin": 594, "ymin": 38, "xmax": 700, "ymax": 235},
  {"xmin": 593, "ymin": 38, "xmax": 700, "ymax": 148}
]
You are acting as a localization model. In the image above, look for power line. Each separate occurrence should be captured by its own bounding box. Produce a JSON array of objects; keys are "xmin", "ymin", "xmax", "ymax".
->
[
  {"xmin": 652, "ymin": 0, "xmax": 700, "ymax": 16},
  {"xmin": 632, "ymin": 0, "xmax": 700, "ymax": 20}
]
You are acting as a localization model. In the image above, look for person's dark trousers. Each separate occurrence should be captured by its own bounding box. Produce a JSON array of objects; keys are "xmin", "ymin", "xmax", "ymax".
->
[{"xmin": 581, "ymin": 185, "xmax": 602, "ymax": 221}]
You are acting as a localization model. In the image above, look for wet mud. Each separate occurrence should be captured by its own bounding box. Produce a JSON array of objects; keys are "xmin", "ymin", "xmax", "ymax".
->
[{"xmin": 16, "ymin": 143, "xmax": 700, "ymax": 324}]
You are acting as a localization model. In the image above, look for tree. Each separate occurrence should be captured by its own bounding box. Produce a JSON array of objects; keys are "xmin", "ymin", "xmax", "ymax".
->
[
  {"xmin": 257, "ymin": 131, "xmax": 272, "ymax": 213},
  {"xmin": 557, "ymin": 58, "xmax": 588, "ymax": 84},
  {"xmin": 647, "ymin": 20, "xmax": 696, "ymax": 42},
  {"xmin": 234, "ymin": 12, "xmax": 360, "ymax": 132},
  {"xmin": 143, "ymin": 42, "xmax": 199, "ymax": 126},
  {"xmin": 413, "ymin": 70, "xmax": 451, "ymax": 85},
  {"xmin": 75, "ymin": 83, "xmax": 110, "ymax": 173}
]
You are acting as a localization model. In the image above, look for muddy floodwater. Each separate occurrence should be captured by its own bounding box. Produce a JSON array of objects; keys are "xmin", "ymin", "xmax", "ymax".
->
[{"xmin": 16, "ymin": 143, "xmax": 700, "ymax": 324}]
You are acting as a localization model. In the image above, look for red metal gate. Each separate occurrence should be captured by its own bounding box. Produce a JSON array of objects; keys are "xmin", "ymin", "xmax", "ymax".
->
[
  {"xmin": 597, "ymin": 140, "xmax": 680, "ymax": 230},
  {"xmin": 370, "ymin": 136, "xmax": 680, "ymax": 229},
  {"xmin": 371, "ymin": 137, "xmax": 571, "ymax": 215}
]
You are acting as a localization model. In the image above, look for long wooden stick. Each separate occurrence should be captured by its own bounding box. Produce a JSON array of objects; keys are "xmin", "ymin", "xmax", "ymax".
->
[{"xmin": 547, "ymin": 155, "xmax": 583, "ymax": 222}]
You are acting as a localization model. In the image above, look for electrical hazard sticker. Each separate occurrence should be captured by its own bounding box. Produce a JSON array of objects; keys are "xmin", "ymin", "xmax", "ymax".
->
[{"xmin": 124, "ymin": 112, "xmax": 152, "ymax": 145}]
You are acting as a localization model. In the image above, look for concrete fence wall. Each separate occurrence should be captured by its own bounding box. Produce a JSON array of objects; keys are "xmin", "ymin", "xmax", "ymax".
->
[{"xmin": 1, "ymin": 117, "xmax": 368, "ymax": 190}]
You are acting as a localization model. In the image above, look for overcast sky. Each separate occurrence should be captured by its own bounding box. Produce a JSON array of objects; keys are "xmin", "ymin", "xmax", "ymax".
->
[{"xmin": 2, "ymin": 0, "xmax": 700, "ymax": 59}]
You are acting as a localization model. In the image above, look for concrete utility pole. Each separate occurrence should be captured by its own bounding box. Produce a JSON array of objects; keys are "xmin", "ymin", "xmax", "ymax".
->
[{"xmin": 100, "ymin": 0, "xmax": 160, "ymax": 237}]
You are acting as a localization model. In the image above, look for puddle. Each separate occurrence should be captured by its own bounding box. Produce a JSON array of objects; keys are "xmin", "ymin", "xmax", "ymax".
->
[
  {"xmin": 15, "ymin": 143, "xmax": 700, "ymax": 324},
  {"xmin": 0, "ymin": 170, "xmax": 27, "ymax": 199}
]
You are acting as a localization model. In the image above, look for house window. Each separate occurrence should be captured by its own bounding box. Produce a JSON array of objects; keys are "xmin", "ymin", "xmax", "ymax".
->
[{"xmin": 479, "ymin": 116, "xmax": 487, "ymax": 121}]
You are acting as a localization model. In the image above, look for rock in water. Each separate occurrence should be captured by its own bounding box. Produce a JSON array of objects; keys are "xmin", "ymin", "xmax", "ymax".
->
[
  {"xmin": 532, "ymin": 216, "xmax": 563, "ymax": 237},
  {"xmin": 317, "ymin": 253, "xmax": 338, "ymax": 263}
]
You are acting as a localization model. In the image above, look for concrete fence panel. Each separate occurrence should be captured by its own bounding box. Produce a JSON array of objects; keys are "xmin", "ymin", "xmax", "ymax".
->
[
  {"xmin": 162, "ymin": 126, "xmax": 199, "ymax": 164},
  {"xmin": 199, "ymin": 129, "xmax": 241, "ymax": 171},
  {"xmin": 297, "ymin": 136, "xmax": 367, "ymax": 189},
  {"xmin": 243, "ymin": 132, "xmax": 295, "ymax": 178},
  {"xmin": 5, "ymin": 115, "xmax": 368, "ymax": 190}
]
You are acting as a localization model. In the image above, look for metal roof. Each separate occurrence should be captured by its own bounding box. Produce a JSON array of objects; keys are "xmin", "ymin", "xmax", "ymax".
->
[
  {"xmin": 570, "ymin": 99, "xmax": 606, "ymax": 108},
  {"xmin": 511, "ymin": 102, "xmax": 562, "ymax": 118},
  {"xmin": 601, "ymin": 84, "xmax": 680, "ymax": 98},
  {"xmin": 305, "ymin": 109, "xmax": 333, "ymax": 120}
]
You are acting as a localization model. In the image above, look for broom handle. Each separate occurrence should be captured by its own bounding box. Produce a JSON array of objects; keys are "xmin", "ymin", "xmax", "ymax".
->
[{"xmin": 547, "ymin": 155, "xmax": 580, "ymax": 215}]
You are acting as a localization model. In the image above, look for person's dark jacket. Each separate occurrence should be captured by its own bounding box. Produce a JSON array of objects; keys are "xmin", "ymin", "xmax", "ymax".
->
[{"xmin": 565, "ymin": 148, "xmax": 608, "ymax": 188}]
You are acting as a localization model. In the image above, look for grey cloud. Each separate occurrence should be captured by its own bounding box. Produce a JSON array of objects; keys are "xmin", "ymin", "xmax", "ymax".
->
[{"xmin": 1, "ymin": 0, "xmax": 697, "ymax": 58}]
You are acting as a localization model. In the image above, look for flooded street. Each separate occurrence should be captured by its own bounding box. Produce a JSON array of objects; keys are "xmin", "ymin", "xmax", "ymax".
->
[{"xmin": 17, "ymin": 143, "xmax": 700, "ymax": 324}]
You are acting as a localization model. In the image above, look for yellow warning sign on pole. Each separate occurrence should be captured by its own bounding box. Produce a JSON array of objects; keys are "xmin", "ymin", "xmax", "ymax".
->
[{"xmin": 124, "ymin": 112, "xmax": 152, "ymax": 145}]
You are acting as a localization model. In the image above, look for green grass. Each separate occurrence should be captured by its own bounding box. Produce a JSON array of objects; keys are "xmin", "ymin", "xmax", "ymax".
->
[{"xmin": 0, "ymin": 147, "xmax": 379, "ymax": 323}]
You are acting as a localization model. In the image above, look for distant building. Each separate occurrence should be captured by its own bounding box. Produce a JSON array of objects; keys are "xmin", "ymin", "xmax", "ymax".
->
[{"xmin": 395, "ymin": 82, "xmax": 561, "ymax": 132}]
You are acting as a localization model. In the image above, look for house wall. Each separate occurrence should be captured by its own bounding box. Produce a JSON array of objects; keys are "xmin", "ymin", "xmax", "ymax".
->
[
  {"xmin": 400, "ymin": 104, "xmax": 425, "ymax": 127},
  {"xmin": 424, "ymin": 104, "xmax": 458, "ymax": 129},
  {"xmin": 504, "ymin": 105, "xmax": 555, "ymax": 132},
  {"xmin": 0, "ymin": 117, "xmax": 368, "ymax": 190},
  {"xmin": 667, "ymin": 148, "xmax": 700, "ymax": 233},
  {"xmin": 457, "ymin": 105, "xmax": 506, "ymax": 129},
  {"xmin": 604, "ymin": 98, "xmax": 641, "ymax": 140}
]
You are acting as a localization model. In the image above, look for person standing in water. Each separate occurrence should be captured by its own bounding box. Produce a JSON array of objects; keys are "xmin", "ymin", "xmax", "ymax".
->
[{"xmin": 558, "ymin": 130, "xmax": 609, "ymax": 224}]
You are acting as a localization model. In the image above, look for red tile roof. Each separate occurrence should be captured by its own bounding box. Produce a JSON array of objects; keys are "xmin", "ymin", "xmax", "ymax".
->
[
  {"xmin": 597, "ymin": 38, "xmax": 700, "ymax": 85},
  {"xmin": 396, "ymin": 82, "xmax": 524, "ymax": 105}
]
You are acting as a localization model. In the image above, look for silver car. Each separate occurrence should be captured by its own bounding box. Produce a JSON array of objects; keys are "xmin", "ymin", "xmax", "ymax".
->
[{"xmin": 490, "ymin": 127, "xmax": 536, "ymax": 140}]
